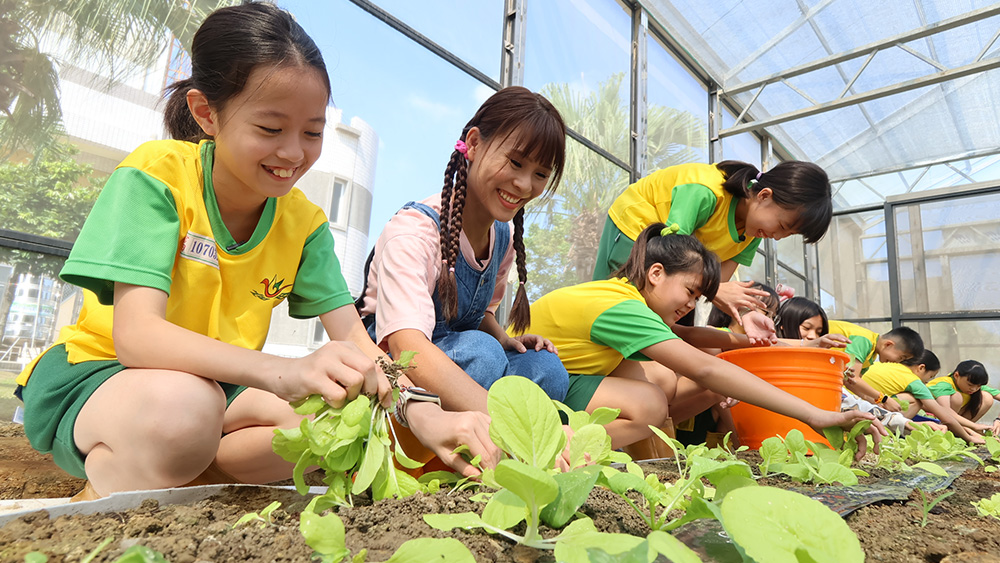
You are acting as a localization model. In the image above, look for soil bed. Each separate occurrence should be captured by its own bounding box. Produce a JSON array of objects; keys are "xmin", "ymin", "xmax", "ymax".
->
[{"xmin": 2, "ymin": 422, "xmax": 1000, "ymax": 562}]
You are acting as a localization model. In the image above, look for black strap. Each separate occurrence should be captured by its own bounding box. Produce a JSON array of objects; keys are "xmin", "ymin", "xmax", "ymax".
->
[{"xmin": 355, "ymin": 246, "xmax": 376, "ymax": 329}]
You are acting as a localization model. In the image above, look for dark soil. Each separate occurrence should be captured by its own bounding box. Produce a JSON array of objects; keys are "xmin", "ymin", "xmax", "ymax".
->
[{"xmin": 2, "ymin": 421, "xmax": 1000, "ymax": 562}]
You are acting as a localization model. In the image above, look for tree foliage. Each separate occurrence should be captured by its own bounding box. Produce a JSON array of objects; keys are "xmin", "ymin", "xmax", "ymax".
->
[{"xmin": 524, "ymin": 73, "xmax": 707, "ymax": 299}]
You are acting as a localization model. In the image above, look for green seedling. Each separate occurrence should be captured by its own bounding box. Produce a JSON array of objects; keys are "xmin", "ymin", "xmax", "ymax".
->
[
  {"xmin": 876, "ymin": 424, "xmax": 983, "ymax": 472},
  {"xmin": 972, "ymin": 492, "xmax": 1000, "ymax": 521},
  {"xmin": 112, "ymin": 545, "xmax": 170, "ymax": 563},
  {"xmin": 81, "ymin": 537, "xmax": 113, "ymax": 563},
  {"xmin": 23, "ymin": 553, "xmax": 47, "ymax": 563},
  {"xmin": 272, "ymin": 353, "xmax": 426, "ymax": 508},
  {"xmin": 233, "ymin": 501, "xmax": 282, "ymax": 528},
  {"xmin": 300, "ymin": 497, "xmax": 475, "ymax": 563},
  {"xmin": 915, "ymin": 487, "xmax": 955, "ymax": 527},
  {"xmin": 985, "ymin": 435, "xmax": 1000, "ymax": 465},
  {"xmin": 758, "ymin": 429, "xmax": 862, "ymax": 485},
  {"xmin": 425, "ymin": 376, "xmax": 626, "ymax": 550}
]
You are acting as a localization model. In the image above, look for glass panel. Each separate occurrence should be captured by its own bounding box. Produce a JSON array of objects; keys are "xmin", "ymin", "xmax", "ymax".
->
[
  {"xmin": 817, "ymin": 210, "xmax": 890, "ymax": 320},
  {"xmin": 523, "ymin": 138, "xmax": 630, "ymax": 301},
  {"xmin": 0, "ymin": 248, "xmax": 81, "ymax": 421},
  {"xmin": 895, "ymin": 191, "xmax": 1000, "ymax": 314},
  {"xmin": 720, "ymin": 109, "xmax": 761, "ymax": 167},
  {"xmin": 735, "ymin": 251, "xmax": 766, "ymax": 285},
  {"xmin": 923, "ymin": 320, "xmax": 1000, "ymax": 421},
  {"xmin": 645, "ymin": 31, "xmax": 708, "ymax": 169},
  {"xmin": 367, "ymin": 0, "xmax": 503, "ymax": 80},
  {"xmin": 776, "ymin": 235, "xmax": 805, "ymax": 273},
  {"xmin": 525, "ymin": 0, "xmax": 631, "ymax": 162}
]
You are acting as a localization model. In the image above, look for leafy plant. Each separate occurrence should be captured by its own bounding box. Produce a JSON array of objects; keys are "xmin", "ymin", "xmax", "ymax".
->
[
  {"xmin": 915, "ymin": 488, "xmax": 955, "ymax": 527},
  {"xmin": 720, "ymin": 486, "xmax": 864, "ymax": 563},
  {"xmin": 112, "ymin": 546, "xmax": 170, "ymax": 563},
  {"xmin": 876, "ymin": 424, "xmax": 983, "ymax": 472},
  {"xmin": 233, "ymin": 501, "xmax": 283, "ymax": 528},
  {"xmin": 299, "ymin": 497, "xmax": 475, "ymax": 563},
  {"xmin": 271, "ymin": 352, "xmax": 426, "ymax": 508},
  {"xmin": 985, "ymin": 435, "xmax": 1000, "ymax": 465},
  {"xmin": 424, "ymin": 376, "xmax": 625, "ymax": 550},
  {"xmin": 972, "ymin": 492, "xmax": 1000, "ymax": 521},
  {"xmin": 757, "ymin": 429, "xmax": 863, "ymax": 485}
]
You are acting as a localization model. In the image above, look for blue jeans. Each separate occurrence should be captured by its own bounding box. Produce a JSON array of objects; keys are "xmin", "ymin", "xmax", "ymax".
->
[{"xmin": 433, "ymin": 329, "xmax": 568, "ymax": 401}]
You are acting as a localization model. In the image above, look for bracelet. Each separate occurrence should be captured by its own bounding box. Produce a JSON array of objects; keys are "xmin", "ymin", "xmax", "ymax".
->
[
  {"xmin": 737, "ymin": 306, "xmax": 756, "ymax": 317},
  {"xmin": 393, "ymin": 386, "xmax": 442, "ymax": 428}
]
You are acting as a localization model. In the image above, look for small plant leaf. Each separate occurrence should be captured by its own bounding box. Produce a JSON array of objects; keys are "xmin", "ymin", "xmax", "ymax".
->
[
  {"xmin": 540, "ymin": 466, "xmax": 602, "ymax": 528},
  {"xmin": 300, "ymin": 510, "xmax": 350, "ymax": 561},
  {"xmin": 646, "ymin": 530, "xmax": 703, "ymax": 563},
  {"xmin": 721, "ymin": 486, "xmax": 864, "ymax": 563},
  {"xmin": 396, "ymin": 350, "xmax": 418, "ymax": 368},
  {"xmin": 423, "ymin": 512, "xmax": 489, "ymax": 531},
  {"xmin": 487, "ymin": 377, "xmax": 565, "ymax": 468},
  {"xmin": 481, "ymin": 488, "xmax": 528, "ymax": 530},
  {"xmin": 382, "ymin": 537, "xmax": 475, "ymax": 562},
  {"xmin": 912, "ymin": 462, "xmax": 948, "ymax": 477},
  {"xmin": 493, "ymin": 459, "xmax": 559, "ymax": 511}
]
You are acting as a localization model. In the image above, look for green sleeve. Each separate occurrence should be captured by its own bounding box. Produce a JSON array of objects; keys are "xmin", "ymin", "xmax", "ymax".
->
[
  {"xmin": 927, "ymin": 380, "xmax": 956, "ymax": 398},
  {"xmin": 590, "ymin": 300, "xmax": 679, "ymax": 361},
  {"xmin": 904, "ymin": 381, "xmax": 934, "ymax": 400},
  {"xmin": 286, "ymin": 223, "xmax": 354, "ymax": 319},
  {"xmin": 984, "ymin": 385, "xmax": 1000, "ymax": 397},
  {"xmin": 844, "ymin": 336, "xmax": 875, "ymax": 366},
  {"xmin": 731, "ymin": 238, "xmax": 763, "ymax": 267},
  {"xmin": 60, "ymin": 167, "xmax": 180, "ymax": 304},
  {"xmin": 665, "ymin": 184, "xmax": 717, "ymax": 234}
]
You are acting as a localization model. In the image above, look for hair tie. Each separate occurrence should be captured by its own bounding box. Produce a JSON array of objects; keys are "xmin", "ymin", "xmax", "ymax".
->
[
  {"xmin": 519, "ymin": 281, "xmax": 525, "ymax": 285},
  {"xmin": 449, "ymin": 267, "xmax": 455, "ymax": 273},
  {"xmin": 455, "ymin": 140, "xmax": 468, "ymax": 157},
  {"xmin": 756, "ymin": 171, "xmax": 763, "ymax": 181},
  {"xmin": 660, "ymin": 223, "xmax": 680, "ymax": 236}
]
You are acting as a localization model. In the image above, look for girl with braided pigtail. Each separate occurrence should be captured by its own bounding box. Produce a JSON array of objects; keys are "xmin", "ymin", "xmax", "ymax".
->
[{"xmin": 358, "ymin": 87, "xmax": 570, "ymax": 433}]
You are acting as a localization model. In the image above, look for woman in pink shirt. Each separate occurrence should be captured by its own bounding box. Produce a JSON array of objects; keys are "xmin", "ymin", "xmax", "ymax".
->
[{"xmin": 357, "ymin": 87, "xmax": 571, "ymax": 415}]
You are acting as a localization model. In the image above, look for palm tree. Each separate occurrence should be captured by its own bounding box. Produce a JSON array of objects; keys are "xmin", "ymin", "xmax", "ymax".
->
[
  {"xmin": 524, "ymin": 73, "xmax": 707, "ymax": 298},
  {"xmin": 1, "ymin": 0, "xmax": 236, "ymax": 158}
]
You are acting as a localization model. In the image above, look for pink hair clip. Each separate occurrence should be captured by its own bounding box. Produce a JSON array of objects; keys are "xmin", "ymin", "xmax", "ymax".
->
[{"xmin": 455, "ymin": 140, "xmax": 468, "ymax": 157}]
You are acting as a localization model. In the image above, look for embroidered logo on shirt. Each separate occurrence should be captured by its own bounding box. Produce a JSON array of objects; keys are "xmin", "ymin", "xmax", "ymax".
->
[
  {"xmin": 252, "ymin": 275, "xmax": 293, "ymax": 302},
  {"xmin": 180, "ymin": 232, "xmax": 219, "ymax": 269}
]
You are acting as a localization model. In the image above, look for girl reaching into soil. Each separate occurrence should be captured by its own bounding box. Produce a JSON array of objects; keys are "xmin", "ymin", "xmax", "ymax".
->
[
  {"xmin": 14, "ymin": 3, "xmax": 498, "ymax": 500},
  {"xmin": 927, "ymin": 360, "xmax": 1000, "ymax": 438},
  {"xmin": 356, "ymin": 87, "xmax": 572, "ymax": 416},
  {"xmin": 519, "ymin": 223, "xmax": 886, "ymax": 457}
]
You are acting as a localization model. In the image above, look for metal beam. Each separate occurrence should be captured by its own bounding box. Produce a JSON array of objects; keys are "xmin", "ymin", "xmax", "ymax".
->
[
  {"xmin": 630, "ymin": 6, "xmax": 648, "ymax": 182},
  {"xmin": 830, "ymin": 147, "xmax": 1000, "ymax": 183},
  {"xmin": 723, "ymin": 4, "xmax": 1000, "ymax": 95},
  {"xmin": 500, "ymin": 0, "xmax": 526, "ymax": 87},
  {"xmin": 720, "ymin": 56, "xmax": 1000, "ymax": 138},
  {"xmin": 0, "ymin": 230, "xmax": 72, "ymax": 257},
  {"xmin": 346, "ymin": 0, "xmax": 500, "ymax": 91}
]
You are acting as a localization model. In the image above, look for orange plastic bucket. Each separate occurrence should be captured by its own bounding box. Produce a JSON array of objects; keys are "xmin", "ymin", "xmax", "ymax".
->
[{"xmin": 719, "ymin": 347, "xmax": 849, "ymax": 450}]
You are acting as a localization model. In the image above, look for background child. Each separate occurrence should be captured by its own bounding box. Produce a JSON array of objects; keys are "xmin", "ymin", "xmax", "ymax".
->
[
  {"xmin": 827, "ymin": 320, "xmax": 924, "ymax": 411},
  {"xmin": 862, "ymin": 351, "xmax": 982, "ymax": 443},
  {"xmin": 357, "ymin": 87, "xmax": 570, "ymax": 416},
  {"xmin": 593, "ymin": 160, "xmax": 833, "ymax": 341},
  {"xmin": 14, "ymin": 4, "xmax": 499, "ymax": 499},
  {"xmin": 775, "ymin": 296, "xmax": 850, "ymax": 348},
  {"xmin": 928, "ymin": 360, "xmax": 1000, "ymax": 437},
  {"xmin": 523, "ymin": 223, "xmax": 884, "ymax": 457}
]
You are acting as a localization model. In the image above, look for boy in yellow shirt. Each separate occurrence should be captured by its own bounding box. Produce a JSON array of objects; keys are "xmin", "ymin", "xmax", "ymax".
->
[{"xmin": 827, "ymin": 320, "xmax": 923, "ymax": 411}]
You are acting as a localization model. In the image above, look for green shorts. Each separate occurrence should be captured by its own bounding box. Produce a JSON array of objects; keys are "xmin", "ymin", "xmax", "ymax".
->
[
  {"xmin": 562, "ymin": 374, "xmax": 605, "ymax": 414},
  {"xmin": 592, "ymin": 216, "xmax": 635, "ymax": 281},
  {"xmin": 18, "ymin": 344, "xmax": 246, "ymax": 479}
]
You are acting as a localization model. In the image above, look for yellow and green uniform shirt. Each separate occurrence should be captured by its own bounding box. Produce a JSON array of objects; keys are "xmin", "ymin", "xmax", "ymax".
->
[
  {"xmin": 606, "ymin": 163, "xmax": 761, "ymax": 266},
  {"xmin": 18, "ymin": 139, "xmax": 350, "ymax": 385},
  {"xmin": 926, "ymin": 375, "xmax": 1000, "ymax": 408},
  {"xmin": 861, "ymin": 362, "xmax": 933, "ymax": 400},
  {"xmin": 519, "ymin": 277, "xmax": 679, "ymax": 375},
  {"xmin": 827, "ymin": 320, "xmax": 879, "ymax": 373}
]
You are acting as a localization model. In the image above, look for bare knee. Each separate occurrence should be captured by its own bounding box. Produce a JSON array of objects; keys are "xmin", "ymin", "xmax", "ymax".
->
[{"xmin": 622, "ymin": 382, "xmax": 669, "ymax": 427}]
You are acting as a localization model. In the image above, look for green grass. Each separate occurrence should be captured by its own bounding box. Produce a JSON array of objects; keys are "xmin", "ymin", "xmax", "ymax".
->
[{"xmin": 0, "ymin": 371, "xmax": 21, "ymax": 422}]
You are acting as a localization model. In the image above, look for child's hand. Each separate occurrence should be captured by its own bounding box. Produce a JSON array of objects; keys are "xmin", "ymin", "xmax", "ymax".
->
[
  {"xmin": 503, "ymin": 333, "xmax": 558, "ymax": 354},
  {"xmin": 740, "ymin": 310, "xmax": 777, "ymax": 346},
  {"xmin": 802, "ymin": 334, "xmax": 851, "ymax": 348},
  {"xmin": 992, "ymin": 419, "xmax": 1000, "ymax": 436},
  {"xmin": 714, "ymin": 280, "xmax": 771, "ymax": 320},
  {"xmin": 882, "ymin": 397, "xmax": 902, "ymax": 413},
  {"xmin": 282, "ymin": 341, "xmax": 391, "ymax": 408},
  {"xmin": 719, "ymin": 397, "xmax": 739, "ymax": 409},
  {"xmin": 813, "ymin": 409, "xmax": 886, "ymax": 461},
  {"xmin": 405, "ymin": 404, "xmax": 501, "ymax": 478}
]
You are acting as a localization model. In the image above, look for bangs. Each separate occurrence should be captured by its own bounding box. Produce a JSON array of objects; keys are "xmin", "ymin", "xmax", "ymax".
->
[
  {"xmin": 500, "ymin": 114, "xmax": 566, "ymax": 194},
  {"xmin": 791, "ymin": 200, "xmax": 832, "ymax": 243}
]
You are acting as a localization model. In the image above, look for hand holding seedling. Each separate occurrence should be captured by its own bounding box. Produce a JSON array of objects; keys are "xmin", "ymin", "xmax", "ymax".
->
[
  {"xmin": 276, "ymin": 341, "xmax": 391, "ymax": 408},
  {"xmin": 407, "ymin": 404, "xmax": 500, "ymax": 477},
  {"xmin": 501, "ymin": 333, "xmax": 558, "ymax": 354},
  {"xmin": 813, "ymin": 409, "xmax": 887, "ymax": 460}
]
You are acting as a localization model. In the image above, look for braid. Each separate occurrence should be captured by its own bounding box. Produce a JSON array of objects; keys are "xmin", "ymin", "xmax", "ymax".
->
[
  {"xmin": 508, "ymin": 208, "xmax": 531, "ymax": 334},
  {"xmin": 437, "ymin": 151, "xmax": 467, "ymax": 320}
]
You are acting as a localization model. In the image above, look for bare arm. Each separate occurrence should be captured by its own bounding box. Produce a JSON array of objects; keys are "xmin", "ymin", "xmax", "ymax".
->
[
  {"xmin": 919, "ymin": 398, "xmax": 984, "ymax": 444},
  {"xmin": 934, "ymin": 395, "xmax": 988, "ymax": 431},
  {"xmin": 112, "ymin": 283, "xmax": 379, "ymax": 407},
  {"xmin": 386, "ymin": 328, "xmax": 489, "ymax": 413},
  {"xmin": 671, "ymin": 325, "xmax": 751, "ymax": 350}
]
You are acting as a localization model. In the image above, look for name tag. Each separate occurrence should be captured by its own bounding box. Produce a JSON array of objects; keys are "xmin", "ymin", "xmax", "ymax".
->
[{"xmin": 180, "ymin": 232, "xmax": 220, "ymax": 269}]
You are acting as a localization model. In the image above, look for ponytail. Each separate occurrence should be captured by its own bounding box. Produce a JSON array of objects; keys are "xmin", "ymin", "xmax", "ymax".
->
[
  {"xmin": 437, "ymin": 149, "xmax": 469, "ymax": 321},
  {"xmin": 163, "ymin": 78, "xmax": 208, "ymax": 142}
]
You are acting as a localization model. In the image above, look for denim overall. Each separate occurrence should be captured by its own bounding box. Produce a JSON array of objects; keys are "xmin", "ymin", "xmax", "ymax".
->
[{"xmin": 368, "ymin": 201, "xmax": 568, "ymax": 401}]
